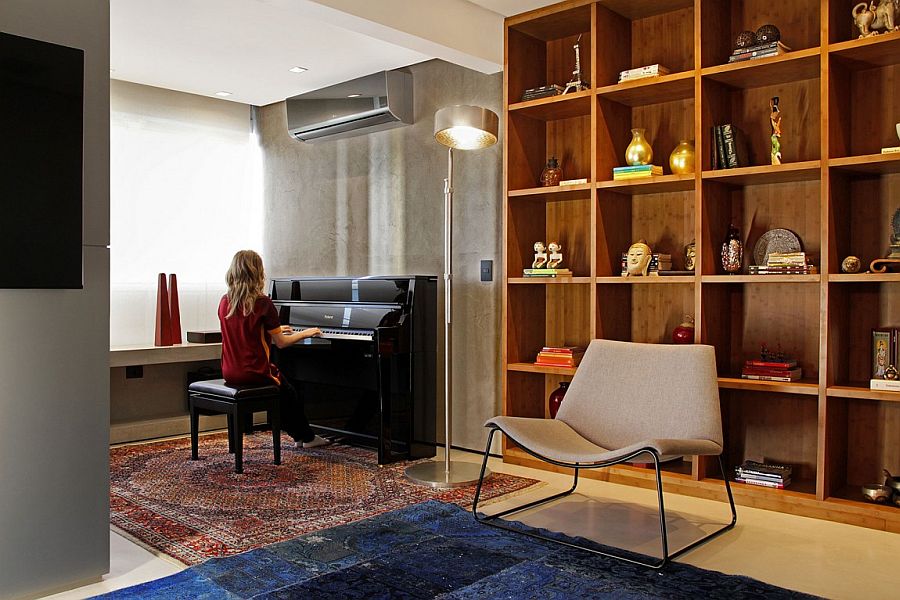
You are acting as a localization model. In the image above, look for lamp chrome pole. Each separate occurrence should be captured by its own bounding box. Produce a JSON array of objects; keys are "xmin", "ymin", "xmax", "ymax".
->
[{"xmin": 405, "ymin": 105, "xmax": 499, "ymax": 488}]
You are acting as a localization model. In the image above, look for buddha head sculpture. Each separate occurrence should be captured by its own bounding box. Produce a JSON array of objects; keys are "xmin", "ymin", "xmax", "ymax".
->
[
  {"xmin": 684, "ymin": 239, "xmax": 697, "ymax": 271},
  {"xmin": 626, "ymin": 240, "xmax": 653, "ymax": 276}
]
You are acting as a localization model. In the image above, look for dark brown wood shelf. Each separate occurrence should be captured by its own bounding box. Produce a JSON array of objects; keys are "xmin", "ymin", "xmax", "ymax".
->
[
  {"xmin": 828, "ymin": 273, "xmax": 900, "ymax": 283},
  {"xmin": 507, "ymin": 362, "xmax": 578, "ymax": 376},
  {"xmin": 701, "ymin": 48, "xmax": 821, "ymax": 89},
  {"xmin": 596, "ymin": 173, "xmax": 695, "ymax": 194},
  {"xmin": 601, "ymin": 0, "xmax": 693, "ymax": 21},
  {"xmin": 829, "ymin": 32, "xmax": 900, "ymax": 68},
  {"xmin": 701, "ymin": 161, "xmax": 821, "ymax": 186},
  {"xmin": 826, "ymin": 384, "xmax": 900, "ymax": 403},
  {"xmin": 595, "ymin": 71, "xmax": 695, "ymax": 107},
  {"xmin": 596, "ymin": 276, "xmax": 694, "ymax": 284},
  {"xmin": 508, "ymin": 277, "xmax": 592, "ymax": 284},
  {"xmin": 508, "ymin": 183, "xmax": 593, "ymax": 201},
  {"xmin": 717, "ymin": 377, "xmax": 819, "ymax": 396},
  {"xmin": 508, "ymin": 89, "xmax": 593, "ymax": 120},
  {"xmin": 701, "ymin": 274, "xmax": 821, "ymax": 284},
  {"xmin": 829, "ymin": 153, "xmax": 900, "ymax": 175}
]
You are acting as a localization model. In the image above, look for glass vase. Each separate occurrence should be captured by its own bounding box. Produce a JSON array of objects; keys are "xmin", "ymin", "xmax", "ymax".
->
[
  {"xmin": 669, "ymin": 139, "xmax": 695, "ymax": 174},
  {"xmin": 625, "ymin": 128, "xmax": 652, "ymax": 166},
  {"xmin": 721, "ymin": 224, "xmax": 743, "ymax": 274}
]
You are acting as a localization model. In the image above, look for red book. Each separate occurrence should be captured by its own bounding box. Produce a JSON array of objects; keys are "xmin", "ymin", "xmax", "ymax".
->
[
  {"xmin": 745, "ymin": 359, "xmax": 798, "ymax": 369},
  {"xmin": 741, "ymin": 367, "xmax": 801, "ymax": 378},
  {"xmin": 541, "ymin": 346, "xmax": 585, "ymax": 355}
]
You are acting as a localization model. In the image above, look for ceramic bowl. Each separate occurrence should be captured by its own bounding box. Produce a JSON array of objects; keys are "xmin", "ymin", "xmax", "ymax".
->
[{"xmin": 861, "ymin": 484, "xmax": 893, "ymax": 503}]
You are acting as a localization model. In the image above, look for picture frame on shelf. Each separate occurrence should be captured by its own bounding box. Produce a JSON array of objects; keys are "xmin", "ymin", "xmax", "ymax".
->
[{"xmin": 871, "ymin": 328, "xmax": 894, "ymax": 379}]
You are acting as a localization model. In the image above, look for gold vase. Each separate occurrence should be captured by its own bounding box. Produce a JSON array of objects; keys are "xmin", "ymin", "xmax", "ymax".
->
[
  {"xmin": 669, "ymin": 139, "xmax": 695, "ymax": 174},
  {"xmin": 625, "ymin": 128, "xmax": 652, "ymax": 166}
]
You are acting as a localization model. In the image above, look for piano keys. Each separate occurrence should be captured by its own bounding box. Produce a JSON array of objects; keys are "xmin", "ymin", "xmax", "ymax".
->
[{"xmin": 271, "ymin": 276, "xmax": 437, "ymax": 464}]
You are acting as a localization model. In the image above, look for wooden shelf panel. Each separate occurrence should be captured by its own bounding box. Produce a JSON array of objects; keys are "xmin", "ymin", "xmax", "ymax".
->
[
  {"xmin": 508, "ymin": 277, "xmax": 592, "ymax": 284},
  {"xmin": 829, "ymin": 33, "xmax": 900, "ymax": 68},
  {"xmin": 508, "ymin": 89, "xmax": 593, "ymax": 120},
  {"xmin": 701, "ymin": 161, "xmax": 821, "ymax": 186},
  {"xmin": 596, "ymin": 276, "xmax": 694, "ymax": 284},
  {"xmin": 507, "ymin": 362, "xmax": 577, "ymax": 376},
  {"xmin": 828, "ymin": 273, "xmax": 900, "ymax": 283},
  {"xmin": 829, "ymin": 153, "xmax": 900, "ymax": 175},
  {"xmin": 701, "ymin": 48, "xmax": 821, "ymax": 89},
  {"xmin": 701, "ymin": 274, "xmax": 821, "ymax": 284},
  {"xmin": 717, "ymin": 377, "xmax": 819, "ymax": 396},
  {"xmin": 600, "ymin": 0, "xmax": 693, "ymax": 21},
  {"xmin": 827, "ymin": 385, "xmax": 900, "ymax": 403},
  {"xmin": 508, "ymin": 183, "xmax": 593, "ymax": 201},
  {"xmin": 596, "ymin": 173, "xmax": 695, "ymax": 195},
  {"xmin": 596, "ymin": 71, "xmax": 695, "ymax": 107}
]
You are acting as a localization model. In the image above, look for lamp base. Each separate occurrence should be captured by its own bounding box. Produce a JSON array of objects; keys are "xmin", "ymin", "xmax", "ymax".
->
[{"xmin": 404, "ymin": 460, "xmax": 491, "ymax": 489}]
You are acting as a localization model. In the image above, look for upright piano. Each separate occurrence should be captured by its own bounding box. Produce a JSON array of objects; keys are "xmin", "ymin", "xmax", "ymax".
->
[{"xmin": 270, "ymin": 276, "xmax": 437, "ymax": 464}]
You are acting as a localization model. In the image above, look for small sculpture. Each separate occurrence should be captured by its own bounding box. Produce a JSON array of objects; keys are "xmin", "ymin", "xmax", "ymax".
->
[
  {"xmin": 626, "ymin": 128, "xmax": 653, "ymax": 166},
  {"xmin": 625, "ymin": 240, "xmax": 653, "ymax": 276},
  {"xmin": 685, "ymin": 240, "xmax": 697, "ymax": 272},
  {"xmin": 853, "ymin": 0, "xmax": 900, "ymax": 38},
  {"xmin": 672, "ymin": 315, "xmax": 695, "ymax": 345},
  {"xmin": 770, "ymin": 97, "xmax": 783, "ymax": 165},
  {"xmin": 890, "ymin": 208, "xmax": 900, "ymax": 258},
  {"xmin": 547, "ymin": 242, "xmax": 563, "ymax": 269},
  {"xmin": 721, "ymin": 224, "xmax": 743, "ymax": 274},
  {"xmin": 841, "ymin": 256, "xmax": 862, "ymax": 273},
  {"xmin": 563, "ymin": 34, "xmax": 589, "ymax": 94},
  {"xmin": 756, "ymin": 24, "xmax": 781, "ymax": 43},
  {"xmin": 533, "ymin": 242, "xmax": 548, "ymax": 269},
  {"xmin": 669, "ymin": 140, "xmax": 695, "ymax": 174},
  {"xmin": 760, "ymin": 343, "xmax": 787, "ymax": 363},
  {"xmin": 735, "ymin": 30, "xmax": 757, "ymax": 48},
  {"xmin": 885, "ymin": 365, "xmax": 900, "ymax": 380},
  {"xmin": 540, "ymin": 157, "xmax": 562, "ymax": 187}
]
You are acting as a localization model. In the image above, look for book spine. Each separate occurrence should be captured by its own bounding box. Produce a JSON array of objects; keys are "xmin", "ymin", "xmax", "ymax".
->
[
  {"xmin": 722, "ymin": 124, "xmax": 738, "ymax": 168},
  {"xmin": 741, "ymin": 374, "xmax": 799, "ymax": 382},
  {"xmin": 714, "ymin": 125, "xmax": 726, "ymax": 169},
  {"xmin": 745, "ymin": 361, "xmax": 798, "ymax": 368},
  {"xmin": 731, "ymin": 41, "xmax": 781, "ymax": 55},
  {"xmin": 613, "ymin": 165, "xmax": 659, "ymax": 173},
  {"xmin": 728, "ymin": 49, "xmax": 782, "ymax": 62},
  {"xmin": 734, "ymin": 477, "xmax": 785, "ymax": 489}
]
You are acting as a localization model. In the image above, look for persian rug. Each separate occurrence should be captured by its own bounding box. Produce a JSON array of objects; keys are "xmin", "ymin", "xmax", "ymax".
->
[
  {"xmin": 110, "ymin": 432, "xmax": 538, "ymax": 565},
  {"xmin": 97, "ymin": 500, "xmax": 818, "ymax": 599}
]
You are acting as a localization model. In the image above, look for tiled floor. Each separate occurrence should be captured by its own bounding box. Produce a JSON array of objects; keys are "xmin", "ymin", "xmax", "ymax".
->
[{"xmin": 46, "ymin": 447, "xmax": 897, "ymax": 599}]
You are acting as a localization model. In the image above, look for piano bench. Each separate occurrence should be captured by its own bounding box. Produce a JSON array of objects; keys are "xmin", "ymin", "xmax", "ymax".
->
[{"xmin": 187, "ymin": 379, "xmax": 281, "ymax": 474}]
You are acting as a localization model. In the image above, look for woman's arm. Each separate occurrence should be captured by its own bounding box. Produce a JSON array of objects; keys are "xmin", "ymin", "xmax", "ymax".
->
[{"xmin": 270, "ymin": 326, "xmax": 323, "ymax": 349}]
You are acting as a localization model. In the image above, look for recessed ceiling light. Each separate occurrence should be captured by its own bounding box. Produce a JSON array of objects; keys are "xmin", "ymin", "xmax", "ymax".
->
[
  {"xmin": 347, "ymin": 93, "xmax": 362, "ymax": 98},
  {"xmin": 288, "ymin": 66, "xmax": 308, "ymax": 73},
  {"xmin": 215, "ymin": 91, "xmax": 232, "ymax": 97}
]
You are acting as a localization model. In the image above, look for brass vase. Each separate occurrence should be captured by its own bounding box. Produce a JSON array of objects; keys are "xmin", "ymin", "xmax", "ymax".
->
[
  {"xmin": 625, "ymin": 128, "xmax": 653, "ymax": 166},
  {"xmin": 669, "ymin": 139, "xmax": 695, "ymax": 174}
]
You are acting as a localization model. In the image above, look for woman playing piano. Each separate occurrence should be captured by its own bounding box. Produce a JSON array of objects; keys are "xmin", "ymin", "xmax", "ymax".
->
[{"xmin": 218, "ymin": 249, "xmax": 330, "ymax": 448}]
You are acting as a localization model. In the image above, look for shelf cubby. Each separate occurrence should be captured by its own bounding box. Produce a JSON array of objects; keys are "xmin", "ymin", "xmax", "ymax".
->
[
  {"xmin": 699, "ymin": 0, "xmax": 821, "ymax": 70},
  {"xmin": 701, "ymin": 281, "xmax": 820, "ymax": 381},
  {"xmin": 828, "ymin": 54, "xmax": 900, "ymax": 159},
  {"xmin": 508, "ymin": 111, "xmax": 593, "ymax": 192},
  {"xmin": 506, "ymin": 283, "xmax": 592, "ymax": 367},
  {"xmin": 596, "ymin": 280, "xmax": 694, "ymax": 344}
]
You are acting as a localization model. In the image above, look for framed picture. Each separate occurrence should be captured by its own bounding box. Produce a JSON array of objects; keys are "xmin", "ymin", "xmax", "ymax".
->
[{"xmin": 872, "ymin": 329, "xmax": 894, "ymax": 379}]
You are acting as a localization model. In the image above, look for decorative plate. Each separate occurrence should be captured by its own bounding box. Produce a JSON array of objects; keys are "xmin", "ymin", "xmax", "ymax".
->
[{"xmin": 753, "ymin": 228, "xmax": 802, "ymax": 266}]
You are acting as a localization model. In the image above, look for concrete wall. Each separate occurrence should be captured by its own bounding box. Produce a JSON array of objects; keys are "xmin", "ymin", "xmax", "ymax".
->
[
  {"xmin": 259, "ymin": 59, "xmax": 502, "ymax": 451},
  {"xmin": 0, "ymin": 2, "xmax": 111, "ymax": 598}
]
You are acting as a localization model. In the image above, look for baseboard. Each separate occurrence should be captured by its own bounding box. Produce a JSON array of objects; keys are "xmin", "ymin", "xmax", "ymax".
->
[{"xmin": 110, "ymin": 414, "xmax": 269, "ymax": 445}]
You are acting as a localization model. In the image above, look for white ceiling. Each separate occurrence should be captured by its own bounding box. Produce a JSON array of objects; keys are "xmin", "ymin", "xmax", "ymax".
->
[{"xmin": 111, "ymin": 0, "xmax": 559, "ymax": 106}]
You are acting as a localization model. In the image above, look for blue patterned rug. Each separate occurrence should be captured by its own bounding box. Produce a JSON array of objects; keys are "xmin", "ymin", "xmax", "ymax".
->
[{"xmin": 96, "ymin": 500, "xmax": 816, "ymax": 599}]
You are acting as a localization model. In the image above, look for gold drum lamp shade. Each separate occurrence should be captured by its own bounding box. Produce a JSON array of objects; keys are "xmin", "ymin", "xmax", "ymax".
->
[{"xmin": 434, "ymin": 105, "xmax": 499, "ymax": 150}]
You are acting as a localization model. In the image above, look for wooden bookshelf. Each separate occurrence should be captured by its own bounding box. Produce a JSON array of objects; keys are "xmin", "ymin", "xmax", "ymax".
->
[{"xmin": 502, "ymin": 0, "xmax": 900, "ymax": 533}]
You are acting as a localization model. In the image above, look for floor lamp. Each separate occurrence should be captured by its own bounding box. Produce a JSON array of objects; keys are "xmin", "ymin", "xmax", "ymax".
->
[{"xmin": 405, "ymin": 105, "xmax": 500, "ymax": 488}]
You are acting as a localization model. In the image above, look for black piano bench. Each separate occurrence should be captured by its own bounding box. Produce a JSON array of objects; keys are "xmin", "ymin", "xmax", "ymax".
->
[{"xmin": 187, "ymin": 379, "xmax": 281, "ymax": 474}]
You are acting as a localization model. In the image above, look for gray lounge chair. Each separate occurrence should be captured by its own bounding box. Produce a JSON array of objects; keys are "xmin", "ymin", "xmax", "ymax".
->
[{"xmin": 472, "ymin": 339, "xmax": 737, "ymax": 568}]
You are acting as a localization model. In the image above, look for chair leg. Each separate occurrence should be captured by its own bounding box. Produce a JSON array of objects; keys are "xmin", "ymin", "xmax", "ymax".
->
[
  {"xmin": 189, "ymin": 400, "xmax": 199, "ymax": 461},
  {"xmin": 653, "ymin": 453, "xmax": 670, "ymax": 567},
  {"xmin": 270, "ymin": 402, "xmax": 281, "ymax": 466},
  {"xmin": 227, "ymin": 414, "xmax": 235, "ymax": 454},
  {"xmin": 233, "ymin": 408, "xmax": 243, "ymax": 474}
]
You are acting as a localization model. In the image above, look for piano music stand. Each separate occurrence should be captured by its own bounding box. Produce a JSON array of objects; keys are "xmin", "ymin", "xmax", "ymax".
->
[{"xmin": 405, "ymin": 105, "xmax": 499, "ymax": 488}]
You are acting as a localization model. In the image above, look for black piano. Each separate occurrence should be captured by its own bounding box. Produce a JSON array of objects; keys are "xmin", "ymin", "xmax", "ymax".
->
[{"xmin": 270, "ymin": 276, "xmax": 437, "ymax": 464}]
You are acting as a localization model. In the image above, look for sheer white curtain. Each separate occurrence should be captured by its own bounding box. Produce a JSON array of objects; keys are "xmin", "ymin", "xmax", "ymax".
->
[{"xmin": 110, "ymin": 81, "xmax": 262, "ymax": 346}]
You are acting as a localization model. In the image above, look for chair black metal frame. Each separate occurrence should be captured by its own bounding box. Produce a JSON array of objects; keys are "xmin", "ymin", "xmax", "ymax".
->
[{"xmin": 471, "ymin": 426, "xmax": 737, "ymax": 569}]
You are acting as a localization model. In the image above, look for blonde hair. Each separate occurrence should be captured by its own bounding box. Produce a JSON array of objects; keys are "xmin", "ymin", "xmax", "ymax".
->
[{"xmin": 225, "ymin": 250, "xmax": 267, "ymax": 318}]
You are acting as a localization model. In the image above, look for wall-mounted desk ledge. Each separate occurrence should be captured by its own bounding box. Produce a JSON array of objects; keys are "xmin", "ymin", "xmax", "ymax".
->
[{"xmin": 109, "ymin": 342, "xmax": 222, "ymax": 367}]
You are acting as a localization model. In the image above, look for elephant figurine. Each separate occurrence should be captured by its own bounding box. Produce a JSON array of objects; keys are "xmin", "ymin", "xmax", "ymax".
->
[{"xmin": 853, "ymin": 0, "xmax": 900, "ymax": 38}]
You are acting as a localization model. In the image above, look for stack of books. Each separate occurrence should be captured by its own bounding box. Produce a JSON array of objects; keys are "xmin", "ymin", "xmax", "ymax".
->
[
  {"xmin": 617, "ymin": 64, "xmax": 670, "ymax": 83},
  {"xmin": 749, "ymin": 252, "xmax": 812, "ymax": 275},
  {"xmin": 728, "ymin": 41, "xmax": 791, "ymax": 63},
  {"xmin": 535, "ymin": 346, "xmax": 585, "ymax": 368},
  {"xmin": 734, "ymin": 460, "xmax": 792, "ymax": 489},
  {"xmin": 711, "ymin": 124, "xmax": 750, "ymax": 169},
  {"xmin": 741, "ymin": 357, "xmax": 801, "ymax": 382},
  {"xmin": 620, "ymin": 253, "xmax": 672, "ymax": 275},
  {"xmin": 521, "ymin": 85, "xmax": 564, "ymax": 102},
  {"xmin": 612, "ymin": 165, "xmax": 663, "ymax": 180},
  {"xmin": 523, "ymin": 268, "xmax": 572, "ymax": 278}
]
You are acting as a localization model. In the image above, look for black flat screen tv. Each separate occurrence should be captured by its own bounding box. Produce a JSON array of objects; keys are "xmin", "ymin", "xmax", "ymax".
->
[{"xmin": 0, "ymin": 31, "xmax": 84, "ymax": 289}]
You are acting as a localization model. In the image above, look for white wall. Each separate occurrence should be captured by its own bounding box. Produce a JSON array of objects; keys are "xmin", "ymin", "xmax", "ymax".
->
[{"xmin": 0, "ymin": 2, "xmax": 111, "ymax": 598}]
